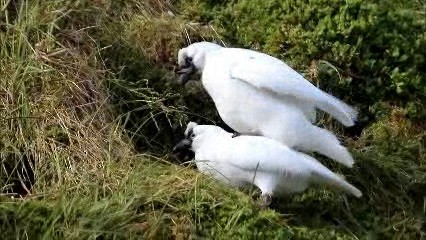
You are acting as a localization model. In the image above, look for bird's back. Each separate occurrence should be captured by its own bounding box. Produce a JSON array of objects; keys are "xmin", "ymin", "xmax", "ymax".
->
[
  {"xmin": 193, "ymin": 132, "xmax": 318, "ymax": 194},
  {"xmin": 200, "ymin": 133, "xmax": 313, "ymax": 176},
  {"xmin": 202, "ymin": 51, "xmax": 313, "ymax": 137}
]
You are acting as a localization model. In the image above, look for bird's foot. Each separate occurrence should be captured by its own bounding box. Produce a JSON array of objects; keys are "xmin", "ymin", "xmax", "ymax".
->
[
  {"xmin": 231, "ymin": 132, "xmax": 241, "ymax": 138},
  {"xmin": 259, "ymin": 193, "xmax": 273, "ymax": 209}
]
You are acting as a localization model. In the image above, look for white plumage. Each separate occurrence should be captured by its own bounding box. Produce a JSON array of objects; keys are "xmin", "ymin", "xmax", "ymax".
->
[
  {"xmin": 173, "ymin": 122, "xmax": 362, "ymax": 206},
  {"xmin": 177, "ymin": 42, "xmax": 357, "ymax": 167}
]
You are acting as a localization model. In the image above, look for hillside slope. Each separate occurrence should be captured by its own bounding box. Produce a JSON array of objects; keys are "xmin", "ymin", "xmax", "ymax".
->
[{"xmin": 0, "ymin": 0, "xmax": 424, "ymax": 239}]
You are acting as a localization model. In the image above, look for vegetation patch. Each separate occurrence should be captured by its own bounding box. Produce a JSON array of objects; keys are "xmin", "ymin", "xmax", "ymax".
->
[
  {"xmin": 179, "ymin": 0, "xmax": 426, "ymax": 124},
  {"xmin": 0, "ymin": 0, "xmax": 424, "ymax": 239}
]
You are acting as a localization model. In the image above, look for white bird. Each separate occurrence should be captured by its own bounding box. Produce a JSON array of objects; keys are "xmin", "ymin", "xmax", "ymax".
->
[
  {"xmin": 173, "ymin": 122, "xmax": 362, "ymax": 207},
  {"xmin": 177, "ymin": 42, "xmax": 357, "ymax": 167}
]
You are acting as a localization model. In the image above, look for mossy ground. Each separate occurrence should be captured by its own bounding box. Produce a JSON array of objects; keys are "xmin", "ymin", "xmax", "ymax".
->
[{"xmin": 0, "ymin": 0, "xmax": 424, "ymax": 239}]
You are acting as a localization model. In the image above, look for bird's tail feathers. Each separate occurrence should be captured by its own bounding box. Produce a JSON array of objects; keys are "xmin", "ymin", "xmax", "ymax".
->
[
  {"xmin": 315, "ymin": 91, "xmax": 358, "ymax": 127},
  {"xmin": 301, "ymin": 126, "xmax": 354, "ymax": 168},
  {"xmin": 305, "ymin": 156, "xmax": 362, "ymax": 197}
]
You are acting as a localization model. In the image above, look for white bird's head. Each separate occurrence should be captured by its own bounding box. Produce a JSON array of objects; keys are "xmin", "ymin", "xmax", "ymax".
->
[
  {"xmin": 177, "ymin": 42, "xmax": 222, "ymax": 84},
  {"xmin": 172, "ymin": 121, "xmax": 229, "ymax": 159}
]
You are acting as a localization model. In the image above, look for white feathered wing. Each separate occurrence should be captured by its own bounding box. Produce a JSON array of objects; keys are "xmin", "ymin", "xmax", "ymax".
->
[
  {"xmin": 228, "ymin": 49, "xmax": 357, "ymax": 127},
  {"xmin": 217, "ymin": 135, "xmax": 362, "ymax": 197}
]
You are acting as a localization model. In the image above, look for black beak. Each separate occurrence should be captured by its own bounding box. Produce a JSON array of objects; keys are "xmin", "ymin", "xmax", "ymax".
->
[
  {"xmin": 177, "ymin": 57, "xmax": 195, "ymax": 85},
  {"xmin": 172, "ymin": 138, "xmax": 194, "ymax": 162},
  {"xmin": 172, "ymin": 138, "xmax": 192, "ymax": 153}
]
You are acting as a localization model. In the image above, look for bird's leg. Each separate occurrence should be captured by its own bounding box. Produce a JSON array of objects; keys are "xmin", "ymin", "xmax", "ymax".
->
[
  {"xmin": 259, "ymin": 193, "xmax": 273, "ymax": 209},
  {"xmin": 231, "ymin": 132, "xmax": 241, "ymax": 138}
]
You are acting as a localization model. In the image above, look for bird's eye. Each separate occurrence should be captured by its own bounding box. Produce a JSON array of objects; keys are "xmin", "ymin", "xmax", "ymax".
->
[
  {"xmin": 186, "ymin": 57, "xmax": 193, "ymax": 63},
  {"xmin": 190, "ymin": 133, "xmax": 195, "ymax": 139}
]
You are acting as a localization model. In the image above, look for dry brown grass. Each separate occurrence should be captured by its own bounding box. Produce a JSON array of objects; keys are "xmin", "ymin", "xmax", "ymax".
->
[
  {"xmin": 125, "ymin": 13, "xmax": 223, "ymax": 67},
  {"xmin": 0, "ymin": 0, "xmax": 133, "ymax": 196}
]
